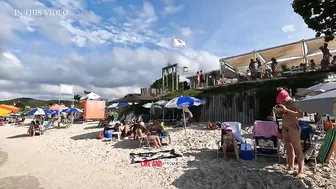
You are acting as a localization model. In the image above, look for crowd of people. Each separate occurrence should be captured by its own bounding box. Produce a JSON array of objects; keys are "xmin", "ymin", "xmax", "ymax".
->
[{"xmin": 101, "ymin": 115, "xmax": 166, "ymax": 148}]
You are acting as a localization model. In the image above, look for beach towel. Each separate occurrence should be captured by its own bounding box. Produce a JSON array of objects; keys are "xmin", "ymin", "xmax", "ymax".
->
[
  {"xmin": 221, "ymin": 122, "xmax": 244, "ymax": 143},
  {"xmin": 253, "ymin": 121, "xmax": 278, "ymax": 138},
  {"xmin": 129, "ymin": 149, "xmax": 182, "ymax": 163}
]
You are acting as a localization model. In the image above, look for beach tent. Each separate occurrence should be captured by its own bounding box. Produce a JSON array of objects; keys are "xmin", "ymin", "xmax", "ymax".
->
[
  {"xmin": 0, "ymin": 104, "xmax": 19, "ymax": 114},
  {"xmin": 295, "ymin": 89, "xmax": 336, "ymax": 116},
  {"xmin": 80, "ymin": 92, "xmax": 106, "ymax": 101},
  {"xmin": 0, "ymin": 108, "xmax": 11, "ymax": 117},
  {"xmin": 297, "ymin": 82, "xmax": 336, "ymax": 97}
]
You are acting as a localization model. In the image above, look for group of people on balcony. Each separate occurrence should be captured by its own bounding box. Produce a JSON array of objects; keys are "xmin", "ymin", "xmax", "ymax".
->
[
  {"xmin": 243, "ymin": 57, "xmax": 279, "ymax": 80},
  {"xmin": 242, "ymin": 43, "xmax": 335, "ymax": 80},
  {"xmin": 195, "ymin": 70, "xmax": 205, "ymax": 88}
]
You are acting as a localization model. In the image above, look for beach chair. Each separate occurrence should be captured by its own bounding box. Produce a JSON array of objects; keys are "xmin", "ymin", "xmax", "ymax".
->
[
  {"xmin": 135, "ymin": 129, "xmax": 150, "ymax": 148},
  {"xmin": 35, "ymin": 121, "xmax": 52, "ymax": 136},
  {"xmin": 217, "ymin": 122, "xmax": 245, "ymax": 158},
  {"xmin": 253, "ymin": 121, "xmax": 281, "ymax": 162}
]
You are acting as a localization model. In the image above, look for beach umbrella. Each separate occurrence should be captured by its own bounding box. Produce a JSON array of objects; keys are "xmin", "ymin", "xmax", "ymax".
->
[
  {"xmin": 106, "ymin": 102, "xmax": 129, "ymax": 110},
  {"xmin": 49, "ymin": 104, "xmax": 68, "ymax": 111},
  {"xmin": 26, "ymin": 108, "xmax": 52, "ymax": 116},
  {"xmin": 51, "ymin": 110, "xmax": 64, "ymax": 115},
  {"xmin": 0, "ymin": 104, "xmax": 19, "ymax": 114},
  {"xmin": 297, "ymin": 82, "xmax": 336, "ymax": 97},
  {"xmin": 165, "ymin": 96, "xmax": 205, "ymax": 134},
  {"xmin": 0, "ymin": 108, "xmax": 11, "ymax": 117},
  {"xmin": 164, "ymin": 96, "xmax": 205, "ymax": 109},
  {"xmin": 63, "ymin": 108, "xmax": 82, "ymax": 113},
  {"xmin": 295, "ymin": 89, "xmax": 336, "ymax": 116}
]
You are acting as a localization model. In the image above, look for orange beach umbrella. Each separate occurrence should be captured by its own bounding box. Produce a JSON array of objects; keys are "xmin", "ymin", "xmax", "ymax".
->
[{"xmin": 0, "ymin": 104, "xmax": 19, "ymax": 114}]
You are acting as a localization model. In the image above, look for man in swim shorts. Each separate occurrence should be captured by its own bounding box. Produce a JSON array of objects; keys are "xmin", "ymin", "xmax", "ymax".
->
[{"xmin": 274, "ymin": 89, "xmax": 304, "ymax": 178}]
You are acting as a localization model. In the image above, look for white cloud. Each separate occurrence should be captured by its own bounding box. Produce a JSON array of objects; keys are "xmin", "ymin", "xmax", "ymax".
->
[
  {"xmin": 0, "ymin": 0, "xmax": 222, "ymax": 101},
  {"xmin": 0, "ymin": 47, "xmax": 219, "ymax": 100},
  {"xmin": 113, "ymin": 6, "xmax": 125, "ymax": 15},
  {"xmin": 281, "ymin": 24, "xmax": 295, "ymax": 33},
  {"xmin": 181, "ymin": 27, "xmax": 192, "ymax": 37},
  {"xmin": 162, "ymin": 5, "xmax": 183, "ymax": 15}
]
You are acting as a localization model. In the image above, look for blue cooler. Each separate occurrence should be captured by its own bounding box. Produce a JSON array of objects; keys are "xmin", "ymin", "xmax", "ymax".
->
[
  {"xmin": 104, "ymin": 132, "xmax": 113, "ymax": 139},
  {"xmin": 240, "ymin": 142, "xmax": 253, "ymax": 160}
]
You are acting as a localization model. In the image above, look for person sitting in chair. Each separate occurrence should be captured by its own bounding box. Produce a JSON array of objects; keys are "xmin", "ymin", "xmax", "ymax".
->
[
  {"xmin": 137, "ymin": 122, "xmax": 162, "ymax": 148},
  {"xmin": 222, "ymin": 126, "xmax": 240, "ymax": 161},
  {"xmin": 207, "ymin": 121, "xmax": 221, "ymax": 130}
]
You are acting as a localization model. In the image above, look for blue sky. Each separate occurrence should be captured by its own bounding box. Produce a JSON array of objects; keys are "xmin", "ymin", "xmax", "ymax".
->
[{"xmin": 0, "ymin": 0, "xmax": 315, "ymax": 100}]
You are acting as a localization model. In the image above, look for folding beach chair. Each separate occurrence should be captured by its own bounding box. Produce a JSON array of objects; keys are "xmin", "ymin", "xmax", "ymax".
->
[
  {"xmin": 253, "ymin": 121, "xmax": 281, "ymax": 162},
  {"xmin": 35, "ymin": 121, "xmax": 52, "ymax": 136},
  {"xmin": 217, "ymin": 122, "xmax": 245, "ymax": 158},
  {"xmin": 135, "ymin": 129, "xmax": 150, "ymax": 148}
]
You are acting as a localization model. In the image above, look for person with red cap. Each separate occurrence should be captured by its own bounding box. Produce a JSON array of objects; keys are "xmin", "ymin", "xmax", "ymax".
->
[
  {"xmin": 222, "ymin": 126, "xmax": 240, "ymax": 161},
  {"xmin": 274, "ymin": 88, "xmax": 304, "ymax": 178}
]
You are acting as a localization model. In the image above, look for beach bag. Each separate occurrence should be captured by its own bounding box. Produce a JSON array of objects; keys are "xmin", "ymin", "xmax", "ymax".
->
[{"xmin": 98, "ymin": 132, "xmax": 104, "ymax": 139}]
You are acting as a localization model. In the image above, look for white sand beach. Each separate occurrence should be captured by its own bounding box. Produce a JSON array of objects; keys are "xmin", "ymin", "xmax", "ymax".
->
[{"xmin": 0, "ymin": 122, "xmax": 335, "ymax": 189}]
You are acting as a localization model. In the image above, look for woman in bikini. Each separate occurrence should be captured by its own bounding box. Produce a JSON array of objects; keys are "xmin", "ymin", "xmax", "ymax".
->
[
  {"xmin": 222, "ymin": 126, "xmax": 240, "ymax": 161},
  {"xmin": 274, "ymin": 89, "xmax": 304, "ymax": 178},
  {"xmin": 137, "ymin": 122, "xmax": 162, "ymax": 148}
]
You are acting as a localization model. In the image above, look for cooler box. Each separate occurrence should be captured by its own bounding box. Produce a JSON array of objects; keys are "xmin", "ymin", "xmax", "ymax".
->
[
  {"xmin": 104, "ymin": 132, "xmax": 113, "ymax": 139},
  {"xmin": 241, "ymin": 143, "xmax": 253, "ymax": 160}
]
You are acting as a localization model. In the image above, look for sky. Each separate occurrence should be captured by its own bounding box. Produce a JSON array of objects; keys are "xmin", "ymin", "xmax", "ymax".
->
[{"xmin": 0, "ymin": 0, "xmax": 316, "ymax": 101}]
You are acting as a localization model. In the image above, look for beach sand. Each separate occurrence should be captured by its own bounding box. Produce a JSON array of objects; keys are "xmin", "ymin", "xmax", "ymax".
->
[{"xmin": 0, "ymin": 121, "xmax": 335, "ymax": 189}]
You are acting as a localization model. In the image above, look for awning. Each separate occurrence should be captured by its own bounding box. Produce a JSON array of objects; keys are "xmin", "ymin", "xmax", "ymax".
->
[
  {"xmin": 258, "ymin": 42, "xmax": 303, "ymax": 62},
  {"xmin": 305, "ymin": 37, "xmax": 336, "ymax": 55},
  {"xmin": 220, "ymin": 52, "xmax": 254, "ymax": 68}
]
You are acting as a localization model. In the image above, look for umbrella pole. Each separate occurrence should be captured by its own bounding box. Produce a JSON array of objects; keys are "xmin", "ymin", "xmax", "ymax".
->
[{"xmin": 183, "ymin": 109, "xmax": 186, "ymax": 135}]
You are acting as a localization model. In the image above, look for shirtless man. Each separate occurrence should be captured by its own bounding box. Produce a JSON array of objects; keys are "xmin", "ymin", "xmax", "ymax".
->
[
  {"xmin": 319, "ymin": 43, "xmax": 332, "ymax": 70},
  {"xmin": 274, "ymin": 89, "xmax": 304, "ymax": 178}
]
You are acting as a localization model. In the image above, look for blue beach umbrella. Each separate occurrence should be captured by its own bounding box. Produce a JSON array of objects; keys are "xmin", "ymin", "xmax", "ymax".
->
[
  {"xmin": 164, "ymin": 96, "xmax": 205, "ymax": 109},
  {"xmin": 63, "ymin": 108, "xmax": 82, "ymax": 113},
  {"xmin": 106, "ymin": 102, "xmax": 129, "ymax": 110},
  {"xmin": 26, "ymin": 108, "xmax": 52, "ymax": 116},
  {"xmin": 165, "ymin": 96, "xmax": 205, "ymax": 134}
]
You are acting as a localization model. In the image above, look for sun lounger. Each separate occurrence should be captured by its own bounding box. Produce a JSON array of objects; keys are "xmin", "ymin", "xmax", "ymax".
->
[
  {"xmin": 217, "ymin": 122, "xmax": 245, "ymax": 158},
  {"xmin": 253, "ymin": 120, "xmax": 281, "ymax": 162}
]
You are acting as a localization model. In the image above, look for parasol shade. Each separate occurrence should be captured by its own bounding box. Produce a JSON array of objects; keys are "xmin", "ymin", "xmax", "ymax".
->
[{"xmin": 0, "ymin": 104, "xmax": 19, "ymax": 114}]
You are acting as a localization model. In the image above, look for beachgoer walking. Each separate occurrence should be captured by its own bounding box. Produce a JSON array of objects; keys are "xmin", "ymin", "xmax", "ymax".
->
[
  {"xmin": 249, "ymin": 59, "xmax": 256, "ymax": 80},
  {"xmin": 274, "ymin": 89, "xmax": 304, "ymax": 178},
  {"xmin": 196, "ymin": 71, "xmax": 200, "ymax": 88},
  {"xmin": 256, "ymin": 58, "xmax": 262, "ymax": 79},
  {"xmin": 319, "ymin": 43, "xmax": 332, "ymax": 70},
  {"xmin": 271, "ymin": 58, "xmax": 278, "ymax": 76},
  {"xmin": 199, "ymin": 70, "xmax": 205, "ymax": 88}
]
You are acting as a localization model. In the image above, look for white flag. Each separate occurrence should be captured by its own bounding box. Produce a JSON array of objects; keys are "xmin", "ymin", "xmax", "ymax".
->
[
  {"xmin": 172, "ymin": 37, "xmax": 186, "ymax": 47},
  {"xmin": 60, "ymin": 84, "xmax": 74, "ymax": 95}
]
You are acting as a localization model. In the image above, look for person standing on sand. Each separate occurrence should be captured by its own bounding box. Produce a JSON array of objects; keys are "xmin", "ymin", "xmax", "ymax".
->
[{"xmin": 273, "ymin": 89, "xmax": 304, "ymax": 178}]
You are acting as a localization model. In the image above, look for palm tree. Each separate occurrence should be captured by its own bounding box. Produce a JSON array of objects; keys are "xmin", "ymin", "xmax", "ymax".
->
[{"xmin": 73, "ymin": 94, "xmax": 81, "ymax": 107}]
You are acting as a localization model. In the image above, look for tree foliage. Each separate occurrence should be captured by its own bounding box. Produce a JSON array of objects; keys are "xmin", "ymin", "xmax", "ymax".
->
[{"xmin": 292, "ymin": 0, "xmax": 336, "ymax": 41}]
